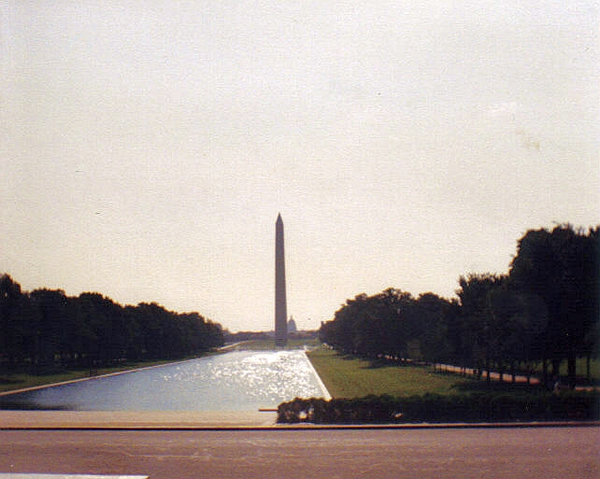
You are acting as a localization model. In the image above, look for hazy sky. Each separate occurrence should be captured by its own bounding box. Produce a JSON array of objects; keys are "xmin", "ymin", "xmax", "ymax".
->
[{"xmin": 1, "ymin": 1, "xmax": 598, "ymax": 332}]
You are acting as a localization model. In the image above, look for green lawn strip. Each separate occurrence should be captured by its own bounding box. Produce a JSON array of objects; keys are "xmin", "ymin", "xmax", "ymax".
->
[
  {"xmin": 307, "ymin": 348, "xmax": 471, "ymax": 398},
  {"xmin": 0, "ymin": 358, "xmax": 186, "ymax": 394}
]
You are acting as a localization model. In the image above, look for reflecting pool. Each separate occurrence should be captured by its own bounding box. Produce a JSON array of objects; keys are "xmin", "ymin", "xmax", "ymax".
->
[{"xmin": 0, "ymin": 350, "xmax": 330, "ymax": 411}]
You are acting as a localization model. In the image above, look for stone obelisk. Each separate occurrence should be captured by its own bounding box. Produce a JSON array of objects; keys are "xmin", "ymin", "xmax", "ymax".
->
[{"xmin": 275, "ymin": 213, "xmax": 288, "ymax": 347}]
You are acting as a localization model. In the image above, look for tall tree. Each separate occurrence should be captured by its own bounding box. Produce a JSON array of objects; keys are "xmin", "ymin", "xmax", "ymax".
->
[
  {"xmin": 509, "ymin": 225, "xmax": 599, "ymax": 386},
  {"xmin": 414, "ymin": 293, "xmax": 454, "ymax": 363},
  {"xmin": 29, "ymin": 288, "xmax": 68, "ymax": 371},
  {"xmin": 456, "ymin": 273, "xmax": 505, "ymax": 382},
  {"xmin": 0, "ymin": 274, "xmax": 23, "ymax": 364}
]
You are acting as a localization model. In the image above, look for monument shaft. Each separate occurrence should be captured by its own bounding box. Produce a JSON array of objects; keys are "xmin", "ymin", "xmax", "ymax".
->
[{"xmin": 275, "ymin": 214, "xmax": 287, "ymax": 346}]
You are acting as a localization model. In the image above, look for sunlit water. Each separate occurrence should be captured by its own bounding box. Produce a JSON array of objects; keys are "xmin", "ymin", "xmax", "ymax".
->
[{"xmin": 0, "ymin": 350, "xmax": 329, "ymax": 411}]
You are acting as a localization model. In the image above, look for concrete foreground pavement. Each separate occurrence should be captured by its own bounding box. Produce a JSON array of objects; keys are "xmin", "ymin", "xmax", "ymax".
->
[
  {"xmin": 0, "ymin": 411, "xmax": 277, "ymax": 429},
  {"xmin": 0, "ymin": 475, "xmax": 147, "ymax": 479},
  {"xmin": 0, "ymin": 426, "xmax": 598, "ymax": 479}
]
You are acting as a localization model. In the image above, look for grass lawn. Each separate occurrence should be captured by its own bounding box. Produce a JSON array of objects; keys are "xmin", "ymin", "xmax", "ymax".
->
[
  {"xmin": 307, "ymin": 348, "xmax": 477, "ymax": 398},
  {"xmin": 0, "ymin": 359, "xmax": 184, "ymax": 394}
]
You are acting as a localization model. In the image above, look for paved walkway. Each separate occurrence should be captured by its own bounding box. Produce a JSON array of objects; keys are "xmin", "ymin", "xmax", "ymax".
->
[
  {"xmin": 0, "ymin": 475, "xmax": 147, "ymax": 479},
  {"xmin": 432, "ymin": 363, "xmax": 600, "ymax": 391},
  {"xmin": 432, "ymin": 363, "xmax": 540, "ymax": 384},
  {"xmin": 1, "ymin": 427, "xmax": 598, "ymax": 479},
  {"xmin": 0, "ymin": 411, "xmax": 277, "ymax": 429}
]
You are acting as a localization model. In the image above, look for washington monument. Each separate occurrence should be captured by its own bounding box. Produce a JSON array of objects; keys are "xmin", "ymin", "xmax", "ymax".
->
[{"xmin": 275, "ymin": 213, "xmax": 288, "ymax": 347}]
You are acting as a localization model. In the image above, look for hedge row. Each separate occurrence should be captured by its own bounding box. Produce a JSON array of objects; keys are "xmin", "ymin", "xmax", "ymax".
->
[{"xmin": 277, "ymin": 392, "xmax": 600, "ymax": 424}]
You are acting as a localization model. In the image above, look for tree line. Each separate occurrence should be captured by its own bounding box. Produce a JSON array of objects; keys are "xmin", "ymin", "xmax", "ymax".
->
[
  {"xmin": 320, "ymin": 224, "xmax": 599, "ymax": 387},
  {"xmin": 0, "ymin": 276, "xmax": 224, "ymax": 373}
]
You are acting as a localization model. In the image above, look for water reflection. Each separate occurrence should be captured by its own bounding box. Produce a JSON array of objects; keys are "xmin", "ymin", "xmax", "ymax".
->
[{"xmin": 0, "ymin": 350, "xmax": 329, "ymax": 411}]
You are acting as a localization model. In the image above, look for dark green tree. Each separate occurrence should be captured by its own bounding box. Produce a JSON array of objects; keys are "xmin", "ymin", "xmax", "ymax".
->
[
  {"xmin": 509, "ymin": 225, "xmax": 599, "ymax": 386},
  {"xmin": 456, "ymin": 273, "xmax": 505, "ymax": 383},
  {"xmin": 0, "ymin": 274, "xmax": 24, "ymax": 364},
  {"xmin": 28, "ymin": 288, "xmax": 69, "ymax": 372},
  {"xmin": 413, "ymin": 293, "xmax": 455, "ymax": 363}
]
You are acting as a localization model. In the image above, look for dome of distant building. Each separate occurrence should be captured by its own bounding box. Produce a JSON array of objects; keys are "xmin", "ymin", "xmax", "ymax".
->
[{"xmin": 287, "ymin": 317, "xmax": 297, "ymax": 333}]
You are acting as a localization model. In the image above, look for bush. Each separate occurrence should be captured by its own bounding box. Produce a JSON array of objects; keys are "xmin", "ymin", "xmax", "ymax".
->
[{"xmin": 277, "ymin": 391, "xmax": 600, "ymax": 424}]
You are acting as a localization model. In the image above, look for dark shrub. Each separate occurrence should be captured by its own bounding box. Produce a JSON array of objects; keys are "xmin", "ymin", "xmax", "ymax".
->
[{"xmin": 277, "ymin": 391, "xmax": 600, "ymax": 424}]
